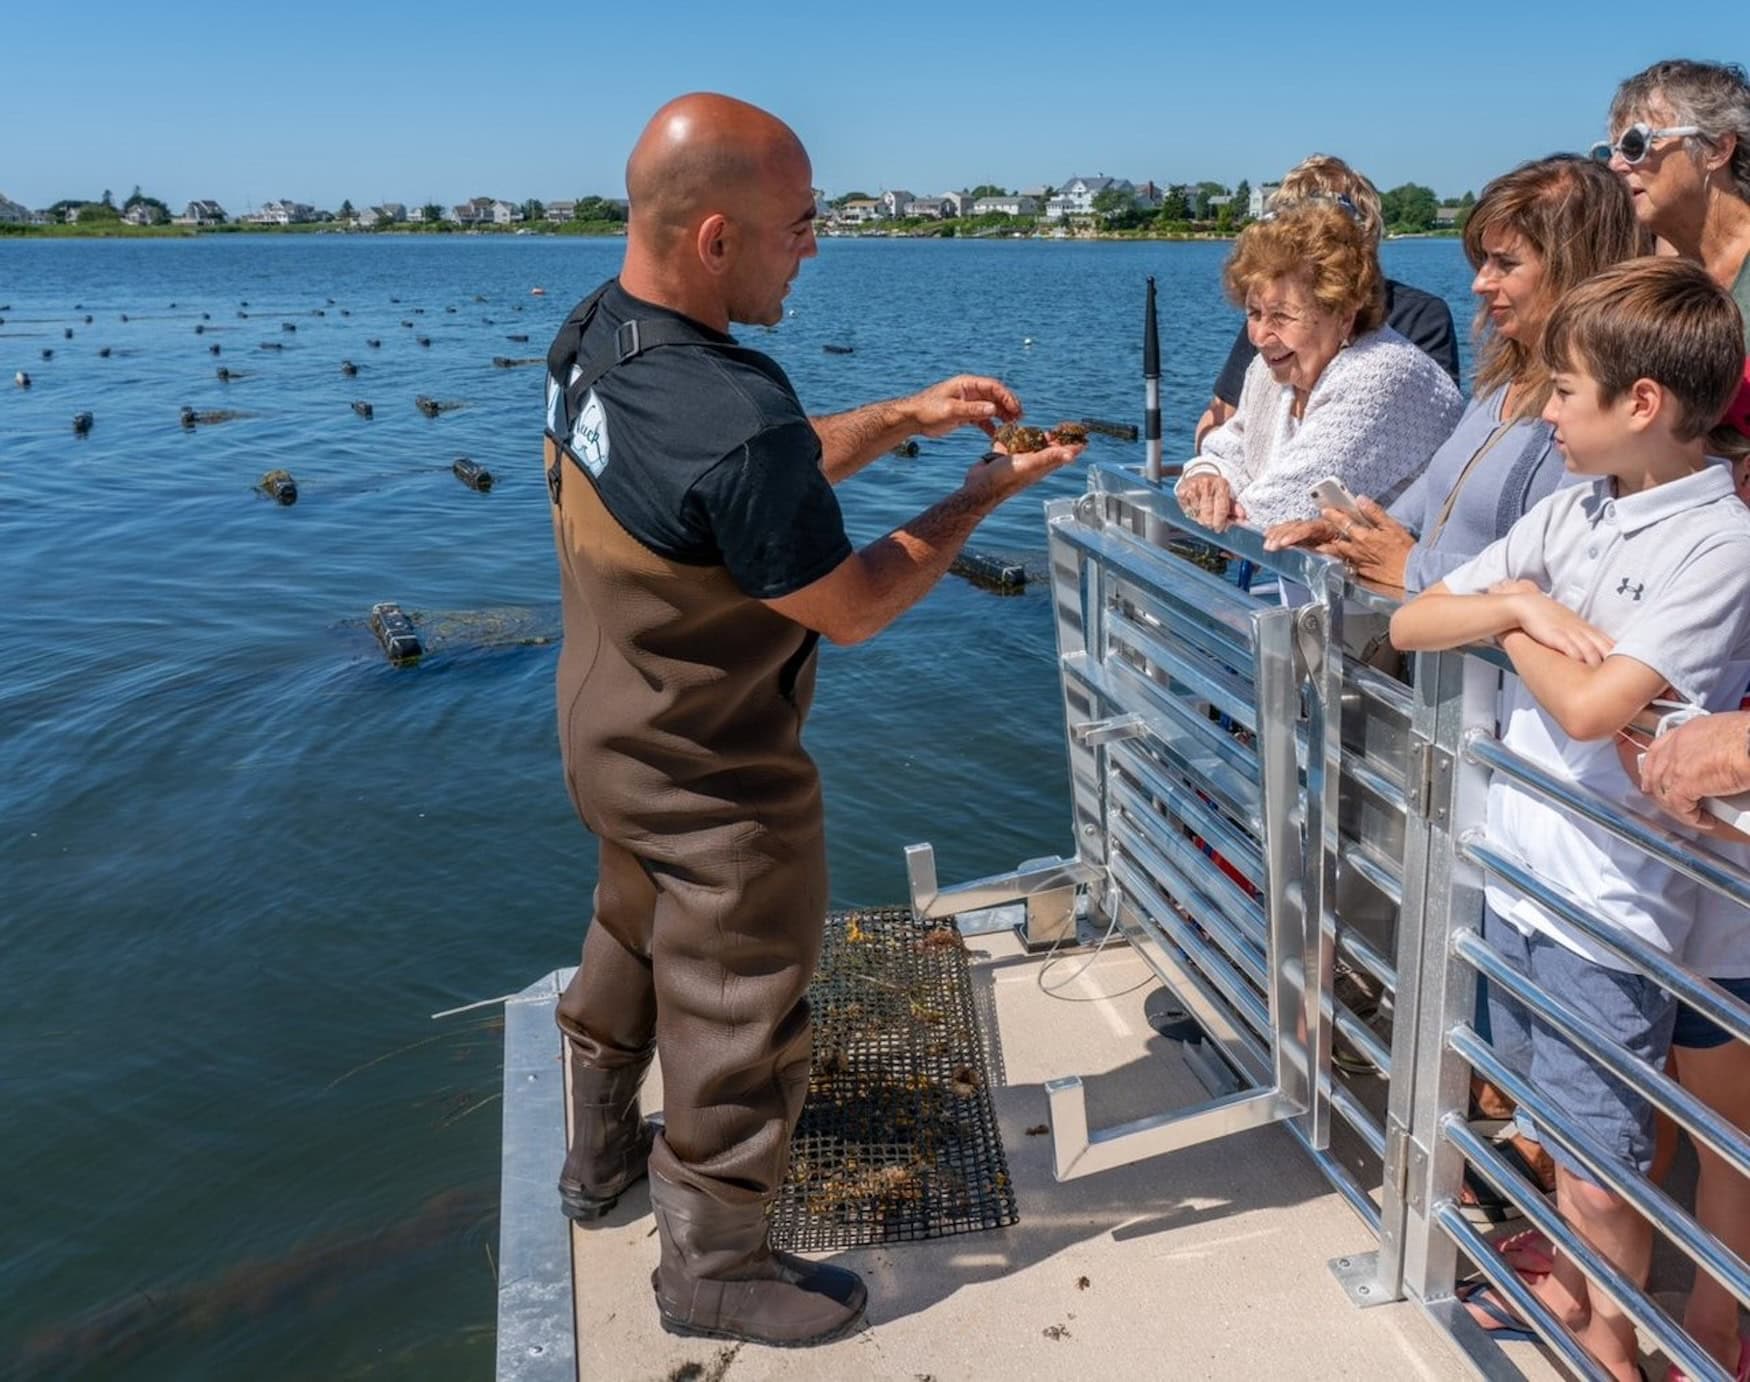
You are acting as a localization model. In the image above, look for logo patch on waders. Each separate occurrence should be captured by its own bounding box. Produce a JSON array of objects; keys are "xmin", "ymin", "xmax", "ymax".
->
[{"xmin": 574, "ymin": 388, "xmax": 610, "ymax": 476}]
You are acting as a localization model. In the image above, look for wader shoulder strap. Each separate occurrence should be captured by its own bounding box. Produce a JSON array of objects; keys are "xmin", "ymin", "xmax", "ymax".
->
[{"xmin": 546, "ymin": 292, "xmax": 723, "ymax": 505}]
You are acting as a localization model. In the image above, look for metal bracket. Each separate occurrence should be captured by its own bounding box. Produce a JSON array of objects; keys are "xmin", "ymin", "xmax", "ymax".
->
[
  {"xmin": 1328, "ymin": 1250, "xmax": 1395, "ymax": 1309},
  {"xmin": 1069, "ymin": 711, "xmax": 1147, "ymax": 749},
  {"xmin": 904, "ymin": 842, "xmax": 1103, "ymax": 923},
  {"xmin": 1406, "ymin": 1138, "xmax": 1430, "ymax": 1218},
  {"xmin": 1045, "ymin": 1075, "xmax": 1295, "ymax": 1181},
  {"xmin": 1409, "ymin": 743, "xmax": 1455, "ymax": 824},
  {"xmin": 1386, "ymin": 1118, "xmax": 1411, "ymax": 1204},
  {"xmin": 1293, "ymin": 603, "xmax": 1328, "ymax": 680}
]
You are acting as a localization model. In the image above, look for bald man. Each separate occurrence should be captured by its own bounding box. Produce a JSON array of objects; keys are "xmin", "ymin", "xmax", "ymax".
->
[{"xmin": 542, "ymin": 93, "xmax": 1081, "ymax": 1347}]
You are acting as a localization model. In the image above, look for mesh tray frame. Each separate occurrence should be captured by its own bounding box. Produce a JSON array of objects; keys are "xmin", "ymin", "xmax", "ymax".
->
[{"xmin": 768, "ymin": 907, "xmax": 1019, "ymax": 1251}]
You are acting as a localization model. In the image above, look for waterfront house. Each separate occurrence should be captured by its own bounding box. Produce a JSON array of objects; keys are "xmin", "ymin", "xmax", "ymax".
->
[
  {"xmin": 941, "ymin": 190, "xmax": 977, "ymax": 218},
  {"xmin": 366, "ymin": 202, "xmax": 405, "ymax": 224},
  {"xmin": 352, "ymin": 207, "xmax": 382, "ymax": 228},
  {"xmin": 122, "ymin": 204, "xmax": 162, "ymax": 226},
  {"xmin": 880, "ymin": 190, "xmax": 915, "ymax": 219},
  {"xmin": 245, "ymin": 200, "xmax": 314, "ymax": 226},
  {"xmin": 0, "ymin": 193, "xmax": 30, "ymax": 224},
  {"xmin": 1434, "ymin": 203, "xmax": 1465, "ymax": 227},
  {"xmin": 453, "ymin": 197, "xmax": 497, "ymax": 226},
  {"xmin": 64, "ymin": 205, "xmax": 84, "ymax": 224},
  {"xmin": 903, "ymin": 197, "xmax": 949, "ymax": 220},
  {"xmin": 1206, "ymin": 194, "xmax": 1236, "ymax": 216},
  {"xmin": 973, "ymin": 194, "xmax": 1039, "ymax": 217},
  {"xmin": 173, "ymin": 199, "xmax": 227, "ymax": 226},
  {"xmin": 1249, "ymin": 181, "xmax": 1282, "ymax": 218},
  {"xmin": 489, "ymin": 200, "xmax": 521, "ymax": 225},
  {"xmin": 836, "ymin": 198, "xmax": 882, "ymax": 226},
  {"xmin": 1045, "ymin": 175, "xmax": 1135, "ymax": 220},
  {"xmin": 545, "ymin": 200, "xmax": 577, "ymax": 222}
]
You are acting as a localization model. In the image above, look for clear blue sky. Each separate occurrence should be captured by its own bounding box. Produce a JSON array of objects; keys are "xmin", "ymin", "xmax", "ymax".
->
[{"xmin": 3, "ymin": 0, "xmax": 1743, "ymax": 213}]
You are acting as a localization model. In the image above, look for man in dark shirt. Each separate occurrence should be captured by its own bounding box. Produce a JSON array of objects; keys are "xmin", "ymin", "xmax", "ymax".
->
[
  {"xmin": 544, "ymin": 92, "xmax": 1082, "ymax": 1349},
  {"xmin": 1191, "ymin": 156, "xmax": 1461, "ymax": 449}
]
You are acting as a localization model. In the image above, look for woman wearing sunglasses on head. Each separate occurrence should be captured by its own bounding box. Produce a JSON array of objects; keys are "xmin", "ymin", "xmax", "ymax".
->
[
  {"xmin": 1263, "ymin": 156, "xmax": 1646, "ymax": 589},
  {"xmin": 1175, "ymin": 201, "xmax": 1463, "ymax": 537},
  {"xmin": 1597, "ymin": 59, "xmax": 1750, "ymax": 349},
  {"xmin": 1597, "ymin": 59, "xmax": 1750, "ymax": 1382}
]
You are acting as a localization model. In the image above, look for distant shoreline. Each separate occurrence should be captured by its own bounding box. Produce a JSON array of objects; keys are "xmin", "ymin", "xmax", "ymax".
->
[
  {"xmin": 0, "ymin": 223, "xmax": 1464, "ymax": 244},
  {"xmin": 0, "ymin": 222, "xmax": 631, "ymax": 240}
]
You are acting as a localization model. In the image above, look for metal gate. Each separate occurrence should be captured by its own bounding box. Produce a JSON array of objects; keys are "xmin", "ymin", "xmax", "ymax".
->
[
  {"xmin": 907, "ymin": 461, "xmax": 1412, "ymax": 1220},
  {"xmin": 908, "ymin": 458, "xmax": 1750, "ymax": 1378}
]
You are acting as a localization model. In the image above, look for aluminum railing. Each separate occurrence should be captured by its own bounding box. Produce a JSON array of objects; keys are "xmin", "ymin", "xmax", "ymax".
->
[
  {"xmin": 1395, "ymin": 646, "xmax": 1750, "ymax": 1382},
  {"xmin": 908, "ymin": 460, "xmax": 1750, "ymax": 1380}
]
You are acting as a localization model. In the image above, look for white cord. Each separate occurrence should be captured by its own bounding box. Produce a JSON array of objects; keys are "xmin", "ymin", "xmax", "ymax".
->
[{"xmin": 1034, "ymin": 897, "xmax": 1151, "ymax": 1001}]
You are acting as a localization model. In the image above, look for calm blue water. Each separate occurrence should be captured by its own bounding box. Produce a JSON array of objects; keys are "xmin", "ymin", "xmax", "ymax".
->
[{"xmin": 0, "ymin": 234, "xmax": 1476, "ymax": 1378}]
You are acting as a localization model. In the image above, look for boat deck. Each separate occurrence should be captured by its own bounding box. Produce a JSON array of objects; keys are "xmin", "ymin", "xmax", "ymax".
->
[{"xmin": 499, "ymin": 915, "xmax": 1560, "ymax": 1381}]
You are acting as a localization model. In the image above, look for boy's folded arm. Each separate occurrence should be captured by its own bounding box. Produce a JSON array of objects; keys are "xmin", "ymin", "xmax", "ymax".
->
[
  {"xmin": 1389, "ymin": 582, "xmax": 1523, "ymax": 651},
  {"xmin": 1498, "ymin": 633, "xmax": 1670, "ymax": 741}
]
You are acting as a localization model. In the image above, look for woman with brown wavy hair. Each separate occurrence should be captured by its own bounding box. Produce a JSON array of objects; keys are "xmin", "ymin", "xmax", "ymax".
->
[{"xmin": 1265, "ymin": 155, "xmax": 1646, "ymax": 588}]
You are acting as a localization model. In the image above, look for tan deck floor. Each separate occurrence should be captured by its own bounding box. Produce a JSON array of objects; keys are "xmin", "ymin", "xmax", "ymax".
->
[{"xmin": 563, "ymin": 926, "xmax": 1501, "ymax": 1381}]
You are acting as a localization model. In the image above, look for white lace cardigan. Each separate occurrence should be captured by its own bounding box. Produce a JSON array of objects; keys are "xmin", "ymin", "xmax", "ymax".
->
[{"xmin": 1179, "ymin": 326, "xmax": 1465, "ymax": 531}]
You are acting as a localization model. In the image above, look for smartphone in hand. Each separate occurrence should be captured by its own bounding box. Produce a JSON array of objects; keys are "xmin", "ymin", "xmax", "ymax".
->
[{"xmin": 1308, "ymin": 476, "xmax": 1377, "ymax": 529}]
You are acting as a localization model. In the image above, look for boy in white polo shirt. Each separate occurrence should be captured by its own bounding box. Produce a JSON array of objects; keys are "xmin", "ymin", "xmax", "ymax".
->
[{"xmin": 1391, "ymin": 257, "xmax": 1750, "ymax": 1380}]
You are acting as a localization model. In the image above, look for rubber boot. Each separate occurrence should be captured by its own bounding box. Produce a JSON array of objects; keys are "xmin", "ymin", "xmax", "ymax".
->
[
  {"xmin": 558, "ymin": 1043, "xmax": 656, "ymax": 1222},
  {"xmin": 648, "ymin": 1173, "xmax": 866, "ymax": 1347}
]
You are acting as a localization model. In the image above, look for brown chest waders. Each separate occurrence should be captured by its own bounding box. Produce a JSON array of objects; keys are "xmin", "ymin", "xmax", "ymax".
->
[{"xmin": 545, "ymin": 294, "xmax": 829, "ymax": 1211}]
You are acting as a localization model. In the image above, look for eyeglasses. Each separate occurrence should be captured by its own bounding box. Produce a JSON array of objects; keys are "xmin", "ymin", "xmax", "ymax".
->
[
  {"xmin": 1260, "ymin": 192, "xmax": 1363, "ymax": 224},
  {"xmin": 1589, "ymin": 122, "xmax": 1704, "ymax": 165}
]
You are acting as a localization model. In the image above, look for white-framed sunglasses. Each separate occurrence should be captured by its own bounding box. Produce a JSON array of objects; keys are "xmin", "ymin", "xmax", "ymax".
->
[
  {"xmin": 1259, "ymin": 192, "xmax": 1363, "ymax": 224},
  {"xmin": 1589, "ymin": 122, "xmax": 1704, "ymax": 165}
]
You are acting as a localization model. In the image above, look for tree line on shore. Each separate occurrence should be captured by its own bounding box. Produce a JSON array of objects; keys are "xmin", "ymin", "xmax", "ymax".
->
[
  {"xmin": 12, "ymin": 179, "xmax": 1475, "ymax": 239},
  {"xmin": 830, "ymin": 181, "xmax": 1474, "ymax": 237}
]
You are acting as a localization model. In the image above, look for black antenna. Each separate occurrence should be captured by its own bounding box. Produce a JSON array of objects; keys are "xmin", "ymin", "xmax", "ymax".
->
[{"xmin": 1143, "ymin": 276, "xmax": 1161, "ymax": 483}]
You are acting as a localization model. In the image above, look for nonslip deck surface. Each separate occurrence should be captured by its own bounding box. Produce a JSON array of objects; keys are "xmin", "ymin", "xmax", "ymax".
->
[
  {"xmin": 558, "ymin": 930, "xmax": 1482, "ymax": 1381},
  {"xmin": 770, "ymin": 907, "xmax": 1018, "ymax": 1251}
]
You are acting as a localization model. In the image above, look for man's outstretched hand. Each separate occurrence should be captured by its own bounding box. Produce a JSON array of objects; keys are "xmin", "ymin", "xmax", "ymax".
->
[
  {"xmin": 963, "ymin": 439, "xmax": 1085, "ymax": 502},
  {"xmin": 908, "ymin": 375, "xmax": 1022, "ymax": 438}
]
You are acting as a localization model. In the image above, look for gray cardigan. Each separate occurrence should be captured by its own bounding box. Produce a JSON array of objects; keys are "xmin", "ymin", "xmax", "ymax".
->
[{"xmin": 1387, "ymin": 383, "xmax": 1570, "ymax": 593}]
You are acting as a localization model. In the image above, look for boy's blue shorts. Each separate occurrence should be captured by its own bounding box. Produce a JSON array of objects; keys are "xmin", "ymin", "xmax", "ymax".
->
[
  {"xmin": 1672, "ymin": 975, "xmax": 1750, "ymax": 1050},
  {"xmin": 1483, "ymin": 908, "xmax": 1677, "ymax": 1184}
]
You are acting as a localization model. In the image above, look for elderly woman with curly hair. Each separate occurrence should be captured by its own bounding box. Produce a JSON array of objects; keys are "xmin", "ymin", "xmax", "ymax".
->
[
  {"xmin": 1264, "ymin": 154, "xmax": 1647, "ymax": 588},
  {"xmin": 1176, "ymin": 203, "xmax": 1463, "ymax": 535}
]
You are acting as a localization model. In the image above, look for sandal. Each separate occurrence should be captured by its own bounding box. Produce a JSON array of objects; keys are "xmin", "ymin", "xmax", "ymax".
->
[
  {"xmin": 1461, "ymin": 1166, "xmax": 1524, "ymax": 1225},
  {"xmin": 1457, "ymin": 1279, "xmax": 1538, "ymax": 1343},
  {"xmin": 1492, "ymin": 1228, "xmax": 1555, "ymax": 1279}
]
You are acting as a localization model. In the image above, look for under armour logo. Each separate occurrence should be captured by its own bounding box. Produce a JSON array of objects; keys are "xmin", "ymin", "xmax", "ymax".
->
[{"xmin": 1616, "ymin": 578, "xmax": 1643, "ymax": 601}]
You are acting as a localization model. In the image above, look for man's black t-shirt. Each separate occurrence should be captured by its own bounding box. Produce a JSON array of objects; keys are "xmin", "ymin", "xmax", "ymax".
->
[
  {"xmin": 546, "ymin": 280, "xmax": 852, "ymax": 600},
  {"xmin": 1210, "ymin": 277, "xmax": 1461, "ymax": 406}
]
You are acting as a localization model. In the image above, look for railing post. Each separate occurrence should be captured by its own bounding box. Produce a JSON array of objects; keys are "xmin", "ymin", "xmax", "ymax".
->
[
  {"xmin": 1398, "ymin": 651, "xmax": 1497, "ymax": 1306},
  {"xmin": 1348, "ymin": 639, "xmax": 1443, "ymax": 1307}
]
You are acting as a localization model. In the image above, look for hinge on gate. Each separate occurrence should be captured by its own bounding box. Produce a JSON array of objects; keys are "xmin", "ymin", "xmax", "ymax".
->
[
  {"xmin": 1293, "ymin": 604, "xmax": 1327, "ymax": 680},
  {"xmin": 1408, "ymin": 742, "xmax": 1454, "ymax": 824},
  {"xmin": 1386, "ymin": 1119, "xmax": 1410, "ymax": 1204}
]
